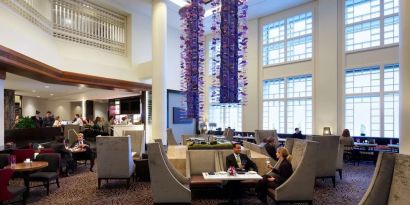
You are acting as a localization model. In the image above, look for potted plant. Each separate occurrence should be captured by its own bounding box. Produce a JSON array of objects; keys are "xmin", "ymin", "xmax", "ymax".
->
[{"xmin": 14, "ymin": 116, "xmax": 36, "ymax": 129}]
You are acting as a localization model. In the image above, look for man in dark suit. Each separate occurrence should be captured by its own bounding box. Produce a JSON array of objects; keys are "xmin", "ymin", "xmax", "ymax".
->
[
  {"xmin": 70, "ymin": 133, "xmax": 95, "ymax": 172},
  {"xmin": 31, "ymin": 110, "xmax": 43, "ymax": 128},
  {"xmin": 264, "ymin": 137, "xmax": 278, "ymax": 161},
  {"xmin": 226, "ymin": 143, "xmax": 258, "ymax": 172},
  {"xmin": 226, "ymin": 143, "xmax": 258, "ymax": 203},
  {"xmin": 51, "ymin": 136, "xmax": 74, "ymax": 175},
  {"xmin": 42, "ymin": 111, "xmax": 54, "ymax": 127},
  {"xmin": 292, "ymin": 128, "xmax": 303, "ymax": 139}
]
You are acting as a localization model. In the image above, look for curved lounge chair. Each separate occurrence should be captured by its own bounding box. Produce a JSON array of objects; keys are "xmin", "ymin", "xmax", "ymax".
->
[
  {"xmin": 147, "ymin": 143, "xmax": 191, "ymax": 204},
  {"xmin": 268, "ymin": 139, "xmax": 318, "ymax": 205}
]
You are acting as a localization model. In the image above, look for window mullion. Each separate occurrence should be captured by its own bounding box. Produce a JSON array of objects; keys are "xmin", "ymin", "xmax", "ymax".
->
[{"xmin": 380, "ymin": 64, "xmax": 385, "ymax": 137}]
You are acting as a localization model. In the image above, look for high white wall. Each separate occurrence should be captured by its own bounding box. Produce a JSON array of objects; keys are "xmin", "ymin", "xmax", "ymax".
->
[
  {"xmin": 71, "ymin": 102, "xmax": 82, "ymax": 119},
  {"xmin": 21, "ymin": 96, "xmax": 71, "ymax": 120}
]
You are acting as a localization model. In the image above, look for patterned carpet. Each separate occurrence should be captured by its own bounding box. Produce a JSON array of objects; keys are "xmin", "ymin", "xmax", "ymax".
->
[{"xmin": 9, "ymin": 163, "xmax": 374, "ymax": 205}]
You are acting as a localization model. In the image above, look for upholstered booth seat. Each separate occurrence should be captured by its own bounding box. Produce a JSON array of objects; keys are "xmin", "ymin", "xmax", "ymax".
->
[
  {"xmin": 360, "ymin": 152, "xmax": 410, "ymax": 205},
  {"xmin": 267, "ymin": 139, "xmax": 318, "ymax": 205},
  {"xmin": 243, "ymin": 141, "xmax": 277, "ymax": 165},
  {"xmin": 310, "ymin": 135, "xmax": 340, "ymax": 187},
  {"xmin": 186, "ymin": 150, "xmax": 223, "ymax": 188},
  {"xmin": 0, "ymin": 169, "xmax": 26, "ymax": 205}
]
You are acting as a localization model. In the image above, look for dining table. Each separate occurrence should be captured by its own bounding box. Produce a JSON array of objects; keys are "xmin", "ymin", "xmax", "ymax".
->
[{"xmin": 5, "ymin": 161, "xmax": 49, "ymax": 196}]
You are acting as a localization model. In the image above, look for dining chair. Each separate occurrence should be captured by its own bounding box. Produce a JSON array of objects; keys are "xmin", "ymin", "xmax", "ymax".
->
[
  {"xmin": 0, "ymin": 168, "xmax": 26, "ymax": 205},
  {"xmin": 29, "ymin": 153, "xmax": 61, "ymax": 195}
]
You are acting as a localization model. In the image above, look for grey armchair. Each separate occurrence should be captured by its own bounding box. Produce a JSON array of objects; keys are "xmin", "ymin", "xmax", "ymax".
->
[
  {"xmin": 359, "ymin": 152, "xmax": 410, "ymax": 205},
  {"xmin": 255, "ymin": 130, "xmax": 279, "ymax": 147},
  {"xmin": 336, "ymin": 144, "xmax": 344, "ymax": 179},
  {"xmin": 147, "ymin": 143, "xmax": 191, "ymax": 204},
  {"xmin": 123, "ymin": 130, "xmax": 146, "ymax": 159},
  {"xmin": 268, "ymin": 139, "xmax": 318, "ymax": 205},
  {"xmin": 310, "ymin": 135, "xmax": 340, "ymax": 187},
  {"xmin": 96, "ymin": 136, "xmax": 135, "ymax": 189},
  {"xmin": 167, "ymin": 128, "xmax": 178, "ymax": 145}
]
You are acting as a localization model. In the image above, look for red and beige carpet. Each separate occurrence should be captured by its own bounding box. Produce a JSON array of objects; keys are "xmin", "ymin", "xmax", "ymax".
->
[{"xmin": 9, "ymin": 163, "xmax": 374, "ymax": 205}]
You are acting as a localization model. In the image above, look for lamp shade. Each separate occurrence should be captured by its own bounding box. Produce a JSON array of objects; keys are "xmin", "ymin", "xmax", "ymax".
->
[{"xmin": 323, "ymin": 127, "xmax": 331, "ymax": 135}]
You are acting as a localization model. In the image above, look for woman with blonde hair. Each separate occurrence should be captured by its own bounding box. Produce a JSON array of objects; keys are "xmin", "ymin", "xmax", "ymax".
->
[{"xmin": 256, "ymin": 147, "xmax": 293, "ymax": 203}]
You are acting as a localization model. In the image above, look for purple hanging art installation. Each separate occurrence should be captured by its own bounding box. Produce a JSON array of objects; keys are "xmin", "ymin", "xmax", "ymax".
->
[
  {"xmin": 179, "ymin": 0, "xmax": 205, "ymax": 120},
  {"xmin": 180, "ymin": 0, "xmax": 248, "ymax": 120}
]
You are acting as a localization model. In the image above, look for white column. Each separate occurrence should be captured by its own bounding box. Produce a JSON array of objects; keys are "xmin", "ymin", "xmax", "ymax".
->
[
  {"xmin": 400, "ymin": 0, "xmax": 410, "ymax": 154},
  {"xmin": 151, "ymin": 0, "xmax": 167, "ymax": 143},
  {"xmin": 315, "ymin": 0, "xmax": 338, "ymax": 135},
  {"xmin": 81, "ymin": 98, "xmax": 86, "ymax": 119},
  {"xmin": 0, "ymin": 80, "xmax": 4, "ymax": 147}
]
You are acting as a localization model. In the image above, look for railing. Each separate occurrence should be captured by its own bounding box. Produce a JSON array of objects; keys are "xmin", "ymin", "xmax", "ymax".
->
[{"xmin": 2, "ymin": 0, "xmax": 127, "ymax": 55}]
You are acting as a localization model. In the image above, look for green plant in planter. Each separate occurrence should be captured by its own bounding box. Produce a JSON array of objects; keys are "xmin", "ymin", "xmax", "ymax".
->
[{"xmin": 15, "ymin": 116, "xmax": 36, "ymax": 129}]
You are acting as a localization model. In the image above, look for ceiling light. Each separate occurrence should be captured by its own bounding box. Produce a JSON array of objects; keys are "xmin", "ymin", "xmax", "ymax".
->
[
  {"xmin": 36, "ymin": 96, "xmax": 40, "ymax": 98},
  {"xmin": 50, "ymin": 94, "xmax": 54, "ymax": 96},
  {"xmin": 32, "ymin": 90, "xmax": 36, "ymax": 93},
  {"xmin": 44, "ymin": 85, "xmax": 50, "ymax": 89},
  {"xmin": 169, "ymin": 0, "xmax": 189, "ymax": 7}
]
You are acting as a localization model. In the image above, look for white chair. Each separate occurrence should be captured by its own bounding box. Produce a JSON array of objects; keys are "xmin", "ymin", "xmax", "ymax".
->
[
  {"xmin": 311, "ymin": 135, "xmax": 340, "ymax": 187},
  {"xmin": 96, "ymin": 136, "xmax": 135, "ymax": 189},
  {"xmin": 147, "ymin": 143, "xmax": 191, "ymax": 204},
  {"xmin": 123, "ymin": 130, "xmax": 145, "ymax": 159}
]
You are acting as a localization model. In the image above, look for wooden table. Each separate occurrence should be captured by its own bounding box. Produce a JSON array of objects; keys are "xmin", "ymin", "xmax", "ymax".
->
[
  {"xmin": 202, "ymin": 172, "xmax": 262, "ymax": 180},
  {"xmin": 5, "ymin": 161, "xmax": 48, "ymax": 196}
]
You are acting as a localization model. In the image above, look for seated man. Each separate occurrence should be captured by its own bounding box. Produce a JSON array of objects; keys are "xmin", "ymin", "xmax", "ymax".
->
[
  {"xmin": 70, "ymin": 133, "xmax": 95, "ymax": 172},
  {"xmin": 51, "ymin": 136, "xmax": 75, "ymax": 175},
  {"xmin": 226, "ymin": 143, "xmax": 258, "ymax": 202},
  {"xmin": 226, "ymin": 143, "xmax": 258, "ymax": 172},
  {"xmin": 264, "ymin": 137, "xmax": 278, "ymax": 161},
  {"xmin": 291, "ymin": 128, "xmax": 303, "ymax": 139}
]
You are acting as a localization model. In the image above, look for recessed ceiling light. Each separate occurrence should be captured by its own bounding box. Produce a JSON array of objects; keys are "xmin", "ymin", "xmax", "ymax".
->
[
  {"xmin": 32, "ymin": 90, "xmax": 36, "ymax": 93},
  {"xmin": 45, "ymin": 85, "xmax": 50, "ymax": 89},
  {"xmin": 36, "ymin": 96, "xmax": 40, "ymax": 98},
  {"xmin": 50, "ymin": 94, "xmax": 54, "ymax": 96}
]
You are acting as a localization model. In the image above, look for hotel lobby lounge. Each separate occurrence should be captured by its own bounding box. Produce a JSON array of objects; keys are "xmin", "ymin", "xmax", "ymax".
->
[{"xmin": 1, "ymin": 0, "xmax": 410, "ymax": 204}]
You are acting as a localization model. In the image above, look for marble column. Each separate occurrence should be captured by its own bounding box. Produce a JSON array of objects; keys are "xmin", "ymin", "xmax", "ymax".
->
[
  {"xmin": 4, "ymin": 89, "xmax": 15, "ymax": 130},
  {"xmin": 399, "ymin": 0, "xmax": 410, "ymax": 154},
  {"xmin": 151, "ymin": 0, "xmax": 167, "ymax": 143}
]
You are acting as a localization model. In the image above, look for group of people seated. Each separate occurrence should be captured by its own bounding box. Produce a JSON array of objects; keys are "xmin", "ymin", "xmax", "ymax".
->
[
  {"xmin": 226, "ymin": 143, "xmax": 293, "ymax": 204},
  {"xmin": 50, "ymin": 133, "xmax": 95, "ymax": 176}
]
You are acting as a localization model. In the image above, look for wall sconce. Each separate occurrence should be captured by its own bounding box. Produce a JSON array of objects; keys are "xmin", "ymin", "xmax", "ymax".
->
[{"xmin": 323, "ymin": 127, "xmax": 331, "ymax": 135}]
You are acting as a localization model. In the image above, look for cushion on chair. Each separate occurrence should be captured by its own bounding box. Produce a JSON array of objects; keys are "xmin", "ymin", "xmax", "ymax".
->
[
  {"xmin": 388, "ymin": 154, "xmax": 410, "ymax": 204},
  {"xmin": 7, "ymin": 186, "xmax": 26, "ymax": 196},
  {"xmin": 29, "ymin": 172, "xmax": 59, "ymax": 180},
  {"xmin": 189, "ymin": 175, "xmax": 222, "ymax": 187}
]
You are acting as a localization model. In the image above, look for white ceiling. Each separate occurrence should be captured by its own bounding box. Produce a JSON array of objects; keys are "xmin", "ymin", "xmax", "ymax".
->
[
  {"xmin": 96, "ymin": 0, "xmax": 312, "ymax": 31},
  {"xmin": 4, "ymin": 73, "xmax": 140, "ymax": 102}
]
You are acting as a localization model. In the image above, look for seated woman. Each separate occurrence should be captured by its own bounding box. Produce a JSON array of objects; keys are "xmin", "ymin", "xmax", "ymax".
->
[
  {"xmin": 340, "ymin": 128, "xmax": 354, "ymax": 146},
  {"xmin": 53, "ymin": 116, "xmax": 62, "ymax": 127},
  {"xmin": 256, "ymin": 147, "xmax": 293, "ymax": 203}
]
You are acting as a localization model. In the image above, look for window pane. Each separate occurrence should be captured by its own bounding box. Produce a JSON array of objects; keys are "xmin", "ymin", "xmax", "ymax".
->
[
  {"xmin": 384, "ymin": 64, "xmax": 399, "ymax": 92},
  {"xmin": 287, "ymin": 12, "xmax": 312, "ymax": 39},
  {"xmin": 384, "ymin": 93, "xmax": 399, "ymax": 138},
  {"xmin": 287, "ymin": 36, "xmax": 312, "ymax": 61},
  {"xmin": 345, "ymin": 0, "xmax": 380, "ymax": 25},
  {"xmin": 345, "ymin": 20, "xmax": 380, "ymax": 51},
  {"xmin": 345, "ymin": 67, "xmax": 380, "ymax": 94},
  {"xmin": 384, "ymin": 0, "xmax": 399, "ymax": 15},
  {"xmin": 287, "ymin": 75, "xmax": 312, "ymax": 98},
  {"xmin": 209, "ymin": 104, "xmax": 242, "ymax": 131},
  {"xmin": 208, "ymin": 40, "xmax": 221, "ymax": 75},
  {"xmin": 262, "ymin": 100, "xmax": 285, "ymax": 133},
  {"xmin": 345, "ymin": 96, "xmax": 380, "ymax": 137},
  {"xmin": 287, "ymin": 99, "xmax": 312, "ymax": 134},
  {"xmin": 263, "ymin": 20, "xmax": 285, "ymax": 44},
  {"xmin": 263, "ymin": 78, "xmax": 285, "ymax": 100},
  {"xmin": 264, "ymin": 43, "xmax": 285, "ymax": 65},
  {"xmin": 384, "ymin": 15, "xmax": 399, "ymax": 45}
]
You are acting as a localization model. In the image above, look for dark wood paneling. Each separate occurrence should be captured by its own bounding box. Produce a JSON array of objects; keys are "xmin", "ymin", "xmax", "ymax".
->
[
  {"xmin": 0, "ymin": 45, "xmax": 151, "ymax": 92},
  {"xmin": 5, "ymin": 127, "xmax": 61, "ymax": 149}
]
